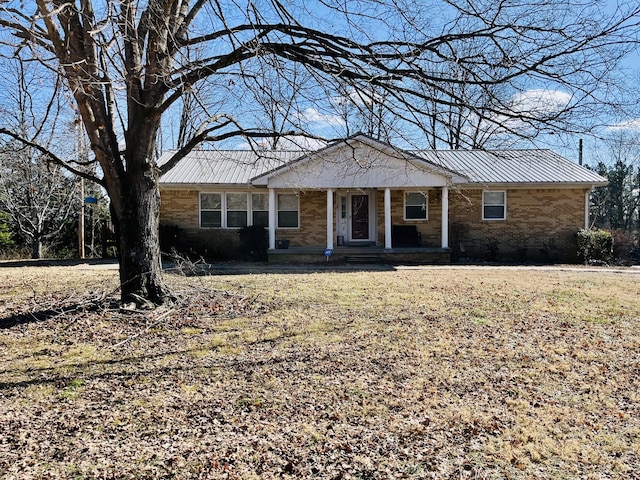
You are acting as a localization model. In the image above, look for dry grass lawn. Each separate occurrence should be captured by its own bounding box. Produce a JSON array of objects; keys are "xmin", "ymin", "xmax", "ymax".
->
[{"xmin": 1, "ymin": 264, "xmax": 639, "ymax": 479}]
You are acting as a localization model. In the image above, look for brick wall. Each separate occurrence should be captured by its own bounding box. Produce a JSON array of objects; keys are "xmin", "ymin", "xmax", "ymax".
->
[
  {"xmin": 160, "ymin": 187, "xmax": 588, "ymax": 262},
  {"xmin": 159, "ymin": 189, "xmax": 240, "ymax": 258},
  {"xmin": 373, "ymin": 187, "xmax": 586, "ymax": 260},
  {"xmin": 449, "ymin": 187, "xmax": 587, "ymax": 262},
  {"xmin": 375, "ymin": 189, "xmax": 443, "ymax": 247},
  {"xmin": 278, "ymin": 191, "xmax": 326, "ymax": 247},
  {"xmin": 160, "ymin": 189, "xmax": 199, "ymax": 229},
  {"xmin": 159, "ymin": 189, "xmax": 329, "ymax": 256}
]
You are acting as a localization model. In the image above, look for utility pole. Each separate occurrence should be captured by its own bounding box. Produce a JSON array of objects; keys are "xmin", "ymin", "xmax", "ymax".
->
[
  {"xmin": 578, "ymin": 138, "xmax": 583, "ymax": 166},
  {"xmin": 78, "ymin": 177, "xmax": 85, "ymax": 259}
]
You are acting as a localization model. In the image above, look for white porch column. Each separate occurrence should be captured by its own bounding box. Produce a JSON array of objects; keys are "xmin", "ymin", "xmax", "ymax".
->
[
  {"xmin": 384, "ymin": 187, "xmax": 392, "ymax": 249},
  {"xmin": 268, "ymin": 188, "xmax": 276, "ymax": 250},
  {"xmin": 327, "ymin": 189, "xmax": 334, "ymax": 249},
  {"xmin": 441, "ymin": 186, "xmax": 449, "ymax": 249}
]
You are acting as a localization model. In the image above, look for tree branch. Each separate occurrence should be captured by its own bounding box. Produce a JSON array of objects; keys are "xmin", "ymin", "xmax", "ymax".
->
[{"xmin": 0, "ymin": 128, "xmax": 104, "ymax": 185}]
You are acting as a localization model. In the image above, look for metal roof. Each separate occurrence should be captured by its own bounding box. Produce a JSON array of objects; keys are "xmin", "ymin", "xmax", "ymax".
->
[
  {"xmin": 159, "ymin": 144, "xmax": 607, "ymax": 187},
  {"xmin": 412, "ymin": 149, "xmax": 607, "ymax": 185},
  {"xmin": 158, "ymin": 150, "xmax": 300, "ymax": 185}
]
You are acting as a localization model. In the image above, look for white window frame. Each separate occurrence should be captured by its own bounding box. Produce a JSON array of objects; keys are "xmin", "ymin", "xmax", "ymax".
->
[
  {"xmin": 199, "ymin": 191, "xmax": 272, "ymax": 229},
  {"xmin": 199, "ymin": 192, "xmax": 223, "ymax": 228},
  {"xmin": 277, "ymin": 193, "xmax": 300, "ymax": 229},
  {"xmin": 404, "ymin": 191, "xmax": 428, "ymax": 221},
  {"xmin": 225, "ymin": 192, "xmax": 248, "ymax": 228},
  {"xmin": 251, "ymin": 192, "xmax": 269, "ymax": 227},
  {"xmin": 482, "ymin": 190, "xmax": 507, "ymax": 221}
]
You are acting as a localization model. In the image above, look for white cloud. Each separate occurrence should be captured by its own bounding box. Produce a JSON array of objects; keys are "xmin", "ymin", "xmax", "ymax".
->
[
  {"xmin": 332, "ymin": 88, "xmax": 384, "ymax": 108},
  {"xmin": 481, "ymin": 89, "xmax": 570, "ymax": 132},
  {"xmin": 607, "ymin": 119, "xmax": 640, "ymax": 131},
  {"xmin": 509, "ymin": 89, "xmax": 572, "ymax": 116},
  {"xmin": 235, "ymin": 135, "xmax": 327, "ymax": 151},
  {"xmin": 298, "ymin": 107, "xmax": 344, "ymax": 127}
]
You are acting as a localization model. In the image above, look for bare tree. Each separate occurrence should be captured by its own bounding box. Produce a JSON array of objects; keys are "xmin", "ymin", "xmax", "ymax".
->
[
  {"xmin": 0, "ymin": 58, "xmax": 78, "ymax": 259},
  {"xmin": 412, "ymin": 62, "xmax": 513, "ymax": 149},
  {"xmin": 0, "ymin": 143, "xmax": 78, "ymax": 258},
  {"xmin": 240, "ymin": 58, "xmax": 309, "ymax": 150},
  {"xmin": 332, "ymin": 83, "xmax": 398, "ymax": 142},
  {"xmin": 1, "ymin": 0, "xmax": 639, "ymax": 305}
]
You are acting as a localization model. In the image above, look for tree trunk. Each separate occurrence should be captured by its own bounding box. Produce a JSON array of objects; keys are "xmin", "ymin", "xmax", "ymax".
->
[
  {"xmin": 31, "ymin": 237, "xmax": 42, "ymax": 259},
  {"xmin": 113, "ymin": 173, "xmax": 172, "ymax": 306}
]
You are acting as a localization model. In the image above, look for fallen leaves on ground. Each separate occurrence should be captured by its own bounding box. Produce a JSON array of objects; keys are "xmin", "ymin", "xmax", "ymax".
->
[{"xmin": 1, "ymin": 266, "xmax": 639, "ymax": 479}]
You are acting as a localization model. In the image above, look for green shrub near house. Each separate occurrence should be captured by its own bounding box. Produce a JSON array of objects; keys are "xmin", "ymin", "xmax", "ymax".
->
[{"xmin": 576, "ymin": 228, "xmax": 613, "ymax": 264}]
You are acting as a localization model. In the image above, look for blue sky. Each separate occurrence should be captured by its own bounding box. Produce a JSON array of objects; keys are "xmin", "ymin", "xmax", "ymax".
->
[
  {"xmin": 2, "ymin": 0, "xmax": 638, "ymax": 166},
  {"xmin": 221, "ymin": 0, "xmax": 640, "ymax": 165}
]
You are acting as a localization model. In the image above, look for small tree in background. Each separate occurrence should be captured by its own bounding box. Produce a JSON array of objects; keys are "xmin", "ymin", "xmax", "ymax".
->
[
  {"xmin": 0, "ymin": 59, "xmax": 79, "ymax": 259},
  {"xmin": 590, "ymin": 131, "xmax": 640, "ymax": 234},
  {"xmin": 0, "ymin": 144, "xmax": 78, "ymax": 259}
]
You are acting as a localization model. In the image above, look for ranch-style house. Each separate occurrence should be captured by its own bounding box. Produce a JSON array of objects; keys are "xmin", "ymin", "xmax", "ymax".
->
[{"xmin": 159, "ymin": 134, "xmax": 607, "ymax": 263}]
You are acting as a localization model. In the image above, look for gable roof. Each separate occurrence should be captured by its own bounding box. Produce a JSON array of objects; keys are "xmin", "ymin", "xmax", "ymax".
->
[
  {"xmin": 250, "ymin": 135, "xmax": 466, "ymax": 188},
  {"xmin": 159, "ymin": 135, "xmax": 607, "ymax": 188}
]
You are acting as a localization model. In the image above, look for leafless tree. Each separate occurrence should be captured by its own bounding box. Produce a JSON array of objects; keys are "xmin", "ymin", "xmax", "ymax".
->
[
  {"xmin": 1, "ymin": 0, "xmax": 639, "ymax": 305},
  {"xmin": 0, "ymin": 58, "xmax": 78, "ymax": 259},
  {"xmin": 240, "ymin": 58, "xmax": 309, "ymax": 150},
  {"xmin": 411, "ymin": 61, "xmax": 513, "ymax": 149},
  {"xmin": 0, "ymin": 144, "xmax": 78, "ymax": 258},
  {"xmin": 332, "ymin": 83, "xmax": 398, "ymax": 142}
]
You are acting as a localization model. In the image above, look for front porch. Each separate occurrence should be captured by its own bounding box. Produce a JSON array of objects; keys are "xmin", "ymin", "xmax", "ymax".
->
[
  {"xmin": 268, "ymin": 245, "xmax": 451, "ymax": 264},
  {"xmin": 266, "ymin": 186, "xmax": 451, "ymax": 253},
  {"xmin": 251, "ymin": 137, "xmax": 467, "ymax": 259}
]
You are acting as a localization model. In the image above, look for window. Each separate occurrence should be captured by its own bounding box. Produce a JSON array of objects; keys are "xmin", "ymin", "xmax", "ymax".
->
[
  {"xmin": 200, "ymin": 193, "xmax": 222, "ymax": 228},
  {"xmin": 277, "ymin": 193, "xmax": 299, "ymax": 228},
  {"xmin": 226, "ymin": 193, "xmax": 247, "ymax": 228},
  {"xmin": 405, "ymin": 192, "xmax": 428, "ymax": 220},
  {"xmin": 200, "ymin": 192, "xmax": 269, "ymax": 228},
  {"xmin": 252, "ymin": 193, "xmax": 269, "ymax": 227},
  {"xmin": 483, "ymin": 191, "xmax": 506, "ymax": 220}
]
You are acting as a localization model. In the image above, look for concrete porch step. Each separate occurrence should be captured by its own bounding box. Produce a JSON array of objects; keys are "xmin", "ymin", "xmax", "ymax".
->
[{"xmin": 345, "ymin": 255, "xmax": 383, "ymax": 264}]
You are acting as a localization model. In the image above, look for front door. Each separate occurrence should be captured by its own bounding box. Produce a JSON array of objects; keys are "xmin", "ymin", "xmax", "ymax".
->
[{"xmin": 350, "ymin": 194, "xmax": 369, "ymax": 240}]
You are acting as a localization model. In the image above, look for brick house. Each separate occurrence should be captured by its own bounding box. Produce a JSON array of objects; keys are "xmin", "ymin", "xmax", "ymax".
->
[{"xmin": 159, "ymin": 134, "xmax": 607, "ymax": 263}]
